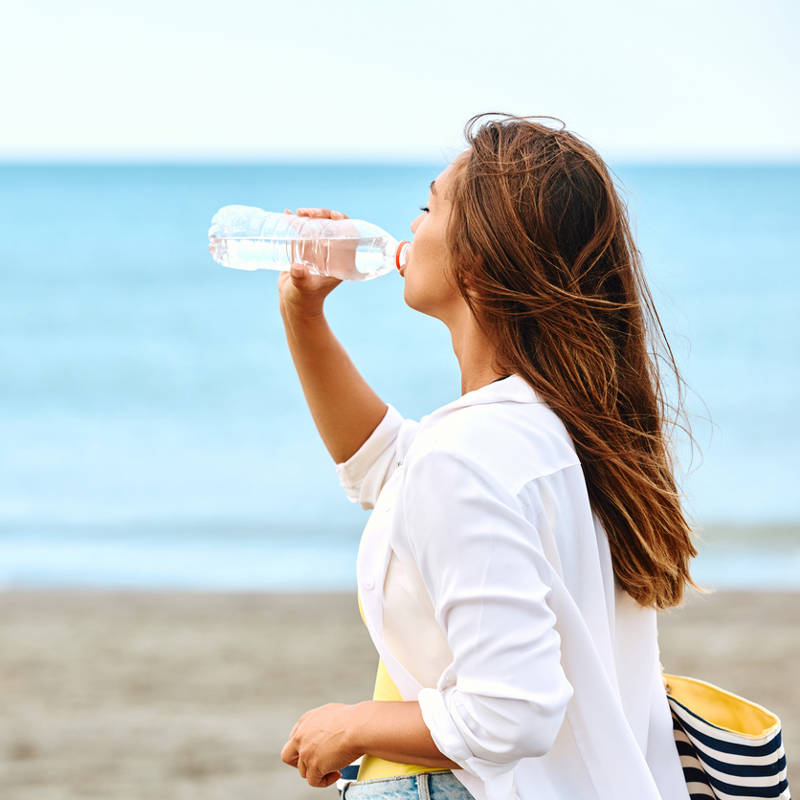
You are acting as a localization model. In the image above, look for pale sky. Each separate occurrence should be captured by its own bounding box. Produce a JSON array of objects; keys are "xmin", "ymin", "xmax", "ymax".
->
[{"xmin": 2, "ymin": 0, "xmax": 798, "ymax": 162}]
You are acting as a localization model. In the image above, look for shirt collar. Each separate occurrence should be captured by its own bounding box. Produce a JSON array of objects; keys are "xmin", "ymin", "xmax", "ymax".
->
[{"xmin": 423, "ymin": 373, "xmax": 542, "ymax": 423}]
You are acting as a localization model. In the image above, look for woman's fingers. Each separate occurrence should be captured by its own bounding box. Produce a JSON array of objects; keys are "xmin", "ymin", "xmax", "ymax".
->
[
  {"xmin": 321, "ymin": 771, "xmax": 341, "ymax": 787},
  {"xmin": 295, "ymin": 208, "xmax": 349, "ymax": 219},
  {"xmin": 283, "ymin": 208, "xmax": 350, "ymax": 220}
]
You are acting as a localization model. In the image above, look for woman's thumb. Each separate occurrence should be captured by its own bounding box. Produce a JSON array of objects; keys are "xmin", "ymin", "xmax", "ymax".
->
[{"xmin": 290, "ymin": 263, "xmax": 305, "ymax": 280}]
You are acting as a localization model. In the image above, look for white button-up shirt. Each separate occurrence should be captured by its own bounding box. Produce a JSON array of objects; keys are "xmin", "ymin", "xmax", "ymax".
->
[{"xmin": 335, "ymin": 374, "xmax": 689, "ymax": 800}]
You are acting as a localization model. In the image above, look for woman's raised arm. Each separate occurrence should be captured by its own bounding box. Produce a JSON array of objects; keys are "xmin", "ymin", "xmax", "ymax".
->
[{"xmin": 278, "ymin": 207, "xmax": 388, "ymax": 465}]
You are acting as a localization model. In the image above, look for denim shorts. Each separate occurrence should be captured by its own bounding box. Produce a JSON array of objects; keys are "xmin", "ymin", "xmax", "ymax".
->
[{"xmin": 336, "ymin": 766, "xmax": 475, "ymax": 799}]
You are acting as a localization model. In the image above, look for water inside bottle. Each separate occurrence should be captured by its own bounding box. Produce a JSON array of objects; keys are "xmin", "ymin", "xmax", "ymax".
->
[{"xmin": 209, "ymin": 235, "xmax": 393, "ymax": 280}]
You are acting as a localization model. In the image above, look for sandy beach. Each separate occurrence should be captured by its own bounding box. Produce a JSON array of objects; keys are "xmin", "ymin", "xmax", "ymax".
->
[{"xmin": 1, "ymin": 587, "xmax": 796, "ymax": 799}]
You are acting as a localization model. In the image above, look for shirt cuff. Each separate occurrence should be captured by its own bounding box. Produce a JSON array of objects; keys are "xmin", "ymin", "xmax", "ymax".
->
[
  {"xmin": 417, "ymin": 686, "xmax": 474, "ymax": 765},
  {"xmin": 334, "ymin": 403, "xmax": 404, "ymax": 504},
  {"xmin": 418, "ymin": 687, "xmax": 517, "ymax": 799}
]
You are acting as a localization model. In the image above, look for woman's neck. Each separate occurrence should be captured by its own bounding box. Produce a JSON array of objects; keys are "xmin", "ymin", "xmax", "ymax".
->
[{"xmin": 448, "ymin": 307, "xmax": 509, "ymax": 395}]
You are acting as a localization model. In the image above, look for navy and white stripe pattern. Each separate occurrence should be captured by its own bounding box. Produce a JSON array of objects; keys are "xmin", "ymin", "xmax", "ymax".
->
[
  {"xmin": 667, "ymin": 693, "xmax": 791, "ymax": 799},
  {"xmin": 336, "ymin": 758, "xmax": 362, "ymax": 796}
]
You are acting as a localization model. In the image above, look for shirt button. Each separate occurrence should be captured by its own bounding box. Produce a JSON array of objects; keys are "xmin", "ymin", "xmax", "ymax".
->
[{"xmin": 362, "ymin": 577, "xmax": 375, "ymax": 591}]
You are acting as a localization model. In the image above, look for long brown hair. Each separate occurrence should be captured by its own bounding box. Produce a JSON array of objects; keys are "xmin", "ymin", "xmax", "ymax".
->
[{"xmin": 446, "ymin": 112, "xmax": 707, "ymax": 610}]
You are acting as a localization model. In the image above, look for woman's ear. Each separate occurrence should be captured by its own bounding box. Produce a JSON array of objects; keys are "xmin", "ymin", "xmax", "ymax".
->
[{"xmin": 464, "ymin": 254, "xmax": 483, "ymax": 300}]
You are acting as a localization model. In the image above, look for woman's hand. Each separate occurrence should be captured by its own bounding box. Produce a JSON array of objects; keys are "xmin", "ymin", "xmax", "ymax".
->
[
  {"xmin": 278, "ymin": 208, "xmax": 350, "ymax": 319},
  {"xmin": 280, "ymin": 701, "xmax": 364, "ymax": 788}
]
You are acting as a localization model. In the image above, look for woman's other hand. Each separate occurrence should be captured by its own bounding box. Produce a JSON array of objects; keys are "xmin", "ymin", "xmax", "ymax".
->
[{"xmin": 280, "ymin": 701, "xmax": 364, "ymax": 788}]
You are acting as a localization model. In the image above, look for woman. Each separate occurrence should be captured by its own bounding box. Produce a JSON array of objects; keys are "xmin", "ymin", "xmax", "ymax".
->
[{"xmin": 278, "ymin": 113, "xmax": 703, "ymax": 800}]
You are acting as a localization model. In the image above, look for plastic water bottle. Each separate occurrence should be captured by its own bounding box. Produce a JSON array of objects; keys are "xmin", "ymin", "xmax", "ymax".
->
[{"xmin": 208, "ymin": 205, "xmax": 410, "ymax": 282}]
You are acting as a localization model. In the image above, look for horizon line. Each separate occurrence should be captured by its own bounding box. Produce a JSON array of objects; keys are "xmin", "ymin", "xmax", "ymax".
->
[{"xmin": 1, "ymin": 153, "xmax": 799, "ymax": 167}]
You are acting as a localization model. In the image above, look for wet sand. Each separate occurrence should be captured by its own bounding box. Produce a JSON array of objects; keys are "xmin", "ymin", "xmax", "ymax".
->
[{"xmin": 1, "ymin": 587, "xmax": 796, "ymax": 798}]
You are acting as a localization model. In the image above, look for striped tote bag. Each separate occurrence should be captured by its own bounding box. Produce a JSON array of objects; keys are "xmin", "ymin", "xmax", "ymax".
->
[{"xmin": 663, "ymin": 673, "xmax": 791, "ymax": 799}]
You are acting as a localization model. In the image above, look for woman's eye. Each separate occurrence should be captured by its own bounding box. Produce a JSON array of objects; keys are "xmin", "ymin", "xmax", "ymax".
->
[{"xmin": 418, "ymin": 206, "xmax": 430, "ymax": 213}]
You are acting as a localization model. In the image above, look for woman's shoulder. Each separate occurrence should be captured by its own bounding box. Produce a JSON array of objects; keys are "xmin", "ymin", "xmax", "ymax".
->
[{"xmin": 406, "ymin": 400, "xmax": 581, "ymax": 493}]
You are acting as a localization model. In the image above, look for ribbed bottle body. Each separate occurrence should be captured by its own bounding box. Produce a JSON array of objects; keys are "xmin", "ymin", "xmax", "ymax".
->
[{"xmin": 208, "ymin": 205, "xmax": 406, "ymax": 281}]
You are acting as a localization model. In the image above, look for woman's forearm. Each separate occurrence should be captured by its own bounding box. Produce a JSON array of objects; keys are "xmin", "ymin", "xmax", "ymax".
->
[
  {"xmin": 348, "ymin": 700, "xmax": 461, "ymax": 769},
  {"xmin": 280, "ymin": 309, "xmax": 388, "ymax": 465}
]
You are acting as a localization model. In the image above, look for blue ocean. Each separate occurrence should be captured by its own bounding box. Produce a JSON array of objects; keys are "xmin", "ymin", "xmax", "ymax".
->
[{"xmin": 1, "ymin": 162, "xmax": 798, "ymax": 590}]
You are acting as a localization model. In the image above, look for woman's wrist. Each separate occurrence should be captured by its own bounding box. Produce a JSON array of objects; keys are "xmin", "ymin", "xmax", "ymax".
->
[
  {"xmin": 279, "ymin": 300, "xmax": 327, "ymax": 324},
  {"xmin": 345, "ymin": 700, "xmax": 461, "ymax": 770},
  {"xmin": 345, "ymin": 700, "xmax": 373, "ymax": 754}
]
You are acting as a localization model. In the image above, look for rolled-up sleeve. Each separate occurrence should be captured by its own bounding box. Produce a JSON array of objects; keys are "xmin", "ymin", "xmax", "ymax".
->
[
  {"xmin": 334, "ymin": 403, "xmax": 417, "ymax": 510},
  {"xmin": 401, "ymin": 448, "xmax": 574, "ymax": 783}
]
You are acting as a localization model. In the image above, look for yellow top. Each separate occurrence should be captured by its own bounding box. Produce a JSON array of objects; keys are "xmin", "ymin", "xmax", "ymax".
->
[{"xmin": 356, "ymin": 590, "xmax": 451, "ymax": 781}]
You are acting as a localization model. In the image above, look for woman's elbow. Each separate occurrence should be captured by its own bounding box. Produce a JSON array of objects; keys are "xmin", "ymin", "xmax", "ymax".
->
[
  {"xmin": 517, "ymin": 697, "xmax": 571, "ymax": 758},
  {"xmin": 461, "ymin": 683, "xmax": 574, "ymax": 763}
]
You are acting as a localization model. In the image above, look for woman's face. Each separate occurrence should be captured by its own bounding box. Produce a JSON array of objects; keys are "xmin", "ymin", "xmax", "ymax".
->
[{"xmin": 403, "ymin": 151, "xmax": 469, "ymax": 322}]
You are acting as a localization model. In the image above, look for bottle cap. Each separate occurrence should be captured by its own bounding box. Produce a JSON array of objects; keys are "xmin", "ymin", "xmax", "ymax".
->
[{"xmin": 395, "ymin": 241, "xmax": 410, "ymax": 271}]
